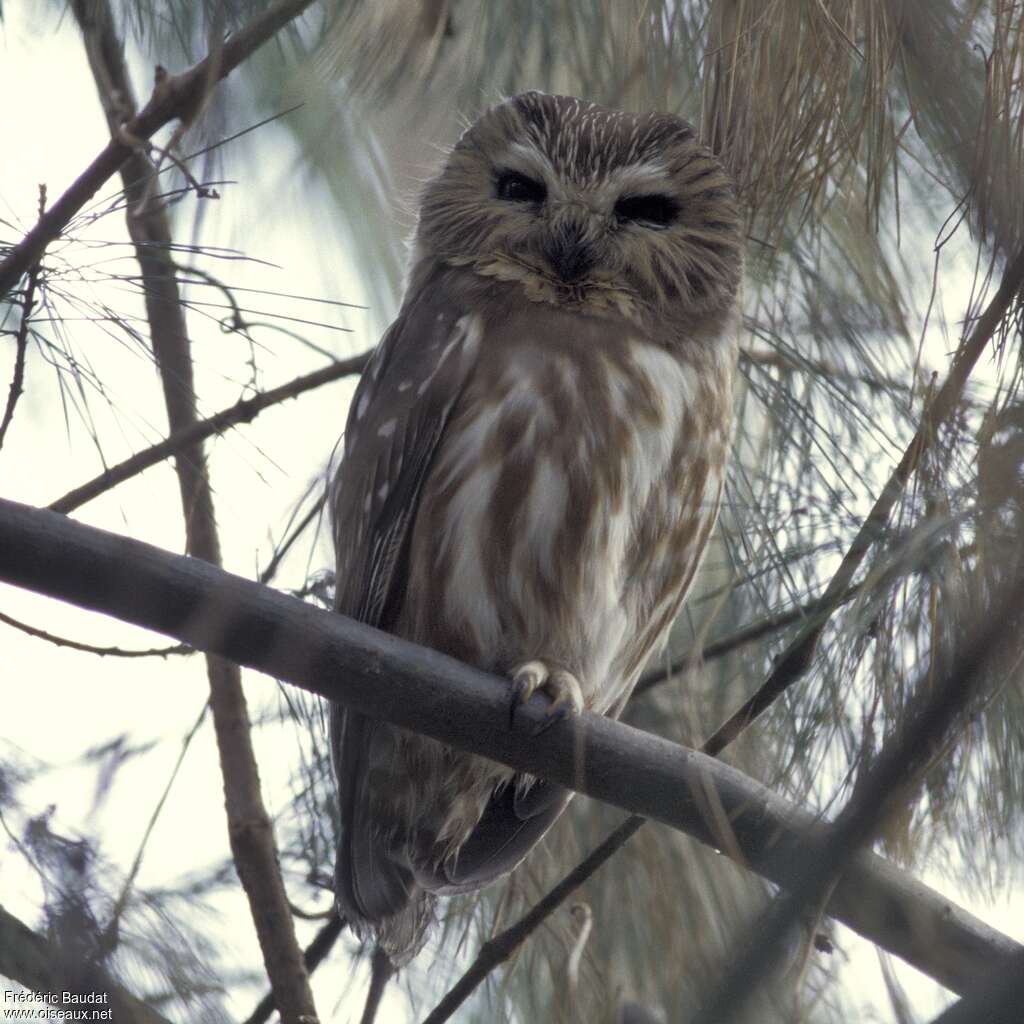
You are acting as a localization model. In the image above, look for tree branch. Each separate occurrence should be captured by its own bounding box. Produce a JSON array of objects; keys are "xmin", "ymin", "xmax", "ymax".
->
[
  {"xmin": 242, "ymin": 917, "xmax": 346, "ymax": 1024},
  {"xmin": 0, "ymin": 187, "xmax": 45, "ymax": 452},
  {"xmin": 421, "ymin": 813, "xmax": 645, "ymax": 1024},
  {"xmin": 70, "ymin": 2, "xmax": 319, "ymax": 1020},
  {"xmin": 691, "ymin": 563, "xmax": 1024, "ymax": 1022},
  {"xmin": 633, "ymin": 584, "xmax": 860, "ymax": 697},
  {"xmin": 358, "ymin": 947, "xmax": 394, "ymax": 1024},
  {"xmin": 0, "ymin": 901, "xmax": 171, "ymax": 1024},
  {"xmin": 49, "ymin": 354, "xmax": 369, "ymax": 515},
  {"xmin": 0, "ymin": 0, "xmax": 316, "ymax": 300},
  {"xmin": 928, "ymin": 949, "xmax": 1024, "ymax": 1024},
  {"xmin": 0, "ymin": 496, "xmax": 1019, "ymax": 999},
  {"xmin": 0, "ymin": 608, "xmax": 189, "ymax": 658}
]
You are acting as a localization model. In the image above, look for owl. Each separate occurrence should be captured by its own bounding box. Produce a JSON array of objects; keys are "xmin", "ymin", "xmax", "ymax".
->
[{"xmin": 329, "ymin": 91, "xmax": 742, "ymax": 964}]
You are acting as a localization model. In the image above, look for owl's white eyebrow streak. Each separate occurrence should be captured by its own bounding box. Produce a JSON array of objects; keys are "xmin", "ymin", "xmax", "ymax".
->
[
  {"xmin": 611, "ymin": 161, "xmax": 670, "ymax": 187},
  {"xmin": 505, "ymin": 141, "xmax": 557, "ymax": 180},
  {"xmin": 586, "ymin": 167, "xmax": 671, "ymax": 207}
]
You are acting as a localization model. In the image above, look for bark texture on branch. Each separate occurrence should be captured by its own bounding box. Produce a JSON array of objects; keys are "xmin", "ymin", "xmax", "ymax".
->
[{"xmin": 0, "ymin": 496, "xmax": 1019, "ymax": 998}]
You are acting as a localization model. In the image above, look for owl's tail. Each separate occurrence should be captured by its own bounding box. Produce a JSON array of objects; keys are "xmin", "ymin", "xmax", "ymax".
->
[
  {"xmin": 334, "ymin": 832, "xmax": 434, "ymax": 965},
  {"xmin": 333, "ymin": 708, "xmax": 435, "ymax": 965}
]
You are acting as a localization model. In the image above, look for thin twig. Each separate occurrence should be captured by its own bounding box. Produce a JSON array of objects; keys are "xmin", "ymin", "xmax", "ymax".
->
[
  {"xmin": 0, "ymin": 0, "xmax": 317, "ymax": 299},
  {"xmin": 633, "ymin": 584, "xmax": 860, "ymax": 697},
  {"xmin": 103, "ymin": 701, "xmax": 210, "ymax": 943},
  {"xmin": 259, "ymin": 494, "xmax": 327, "ymax": 585},
  {"xmin": 421, "ymin": 816, "xmax": 644, "ymax": 1024},
  {"xmin": 741, "ymin": 346, "xmax": 933, "ymax": 399},
  {"xmin": 49, "ymin": 355, "xmax": 368, "ymax": 514},
  {"xmin": 565, "ymin": 903, "xmax": 592, "ymax": 1000},
  {"xmin": 0, "ymin": 186, "xmax": 46, "ymax": 451},
  {"xmin": 0, "ymin": 609, "xmax": 190, "ymax": 658}
]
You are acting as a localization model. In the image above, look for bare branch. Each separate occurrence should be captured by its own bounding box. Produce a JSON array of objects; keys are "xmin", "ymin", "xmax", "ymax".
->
[
  {"xmin": 0, "ymin": 495, "xmax": 1019, "ymax": 998},
  {"xmin": 0, "ymin": 186, "xmax": 46, "ymax": 451},
  {"xmin": 259, "ymin": 493, "xmax": 327, "ymax": 587},
  {"xmin": 928, "ymin": 949, "xmax": 1024, "ymax": 1024},
  {"xmin": 633, "ymin": 584, "xmax": 860, "ymax": 697},
  {"xmin": 242, "ymin": 917, "xmax": 346, "ymax": 1024},
  {"xmin": 421, "ymin": 815, "xmax": 644, "ymax": 1024},
  {"xmin": 358, "ymin": 947, "xmax": 395, "ymax": 1024},
  {"xmin": 104, "ymin": 702, "xmax": 209, "ymax": 943},
  {"xmin": 0, "ymin": 609, "xmax": 189, "ymax": 658},
  {"xmin": 0, "ymin": 0, "xmax": 317, "ymax": 300},
  {"xmin": 49, "ymin": 355, "xmax": 369, "ymax": 515},
  {"xmin": 70, "ymin": 2, "xmax": 320, "ymax": 1019}
]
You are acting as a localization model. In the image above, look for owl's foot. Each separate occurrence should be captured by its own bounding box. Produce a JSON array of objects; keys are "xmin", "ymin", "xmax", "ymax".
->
[{"xmin": 509, "ymin": 660, "xmax": 584, "ymax": 735}]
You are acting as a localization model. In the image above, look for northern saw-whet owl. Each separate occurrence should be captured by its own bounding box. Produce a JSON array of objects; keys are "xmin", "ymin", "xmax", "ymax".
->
[{"xmin": 329, "ymin": 91, "xmax": 743, "ymax": 964}]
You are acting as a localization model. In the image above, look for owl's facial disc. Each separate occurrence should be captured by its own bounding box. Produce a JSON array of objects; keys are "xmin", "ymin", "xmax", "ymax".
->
[
  {"xmin": 492, "ymin": 155, "xmax": 687, "ymax": 288},
  {"xmin": 418, "ymin": 93, "xmax": 742, "ymax": 319}
]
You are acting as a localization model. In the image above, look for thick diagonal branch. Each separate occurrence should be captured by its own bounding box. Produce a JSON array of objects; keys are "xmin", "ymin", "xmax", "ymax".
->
[{"xmin": 0, "ymin": 496, "xmax": 1020, "ymax": 999}]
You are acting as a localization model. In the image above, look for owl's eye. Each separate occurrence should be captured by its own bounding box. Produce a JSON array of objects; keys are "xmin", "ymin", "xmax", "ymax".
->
[
  {"xmin": 496, "ymin": 170, "xmax": 547, "ymax": 204},
  {"xmin": 614, "ymin": 193, "xmax": 678, "ymax": 228}
]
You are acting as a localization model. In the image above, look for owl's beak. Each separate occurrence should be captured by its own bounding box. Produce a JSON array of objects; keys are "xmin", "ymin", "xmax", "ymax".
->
[{"xmin": 543, "ymin": 222, "xmax": 597, "ymax": 283}]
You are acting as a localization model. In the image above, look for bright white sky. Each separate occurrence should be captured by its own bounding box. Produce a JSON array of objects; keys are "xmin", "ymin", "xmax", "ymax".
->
[{"xmin": 0, "ymin": 4, "xmax": 1021, "ymax": 1024}]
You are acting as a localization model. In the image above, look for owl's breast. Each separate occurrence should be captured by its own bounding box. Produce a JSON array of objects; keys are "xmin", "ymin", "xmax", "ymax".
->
[{"xmin": 397, "ymin": 308, "xmax": 735, "ymax": 712}]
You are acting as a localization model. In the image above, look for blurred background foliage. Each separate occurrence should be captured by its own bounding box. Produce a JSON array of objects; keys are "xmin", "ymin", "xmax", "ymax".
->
[{"xmin": 2, "ymin": 1, "xmax": 1023, "ymax": 1022}]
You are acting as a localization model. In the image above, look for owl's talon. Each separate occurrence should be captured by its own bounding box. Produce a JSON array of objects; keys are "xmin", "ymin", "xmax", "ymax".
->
[
  {"xmin": 509, "ymin": 660, "xmax": 548, "ymax": 726},
  {"xmin": 509, "ymin": 661, "xmax": 583, "ymax": 732}
]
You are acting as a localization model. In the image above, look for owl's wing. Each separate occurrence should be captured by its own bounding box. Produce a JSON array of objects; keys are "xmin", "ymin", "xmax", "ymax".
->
[
  {"xmin": 331, "ymin": 288, "xmax": 483, "ymax": 937},
  {"xmin": 331, "ymin": 293, "xmax": 481, "ymax": 627}
]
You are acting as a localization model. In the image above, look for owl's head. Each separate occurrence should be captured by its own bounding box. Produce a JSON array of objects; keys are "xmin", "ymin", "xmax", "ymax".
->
[{"xmin": 416, "ymin": 92, "xmax": 743, "ymax": 326}]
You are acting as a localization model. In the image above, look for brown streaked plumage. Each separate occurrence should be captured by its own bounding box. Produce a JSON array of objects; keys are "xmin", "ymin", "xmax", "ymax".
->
[{"xmin": 329, "ymin": 91, "xmax": 743, "ymax": 964}]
